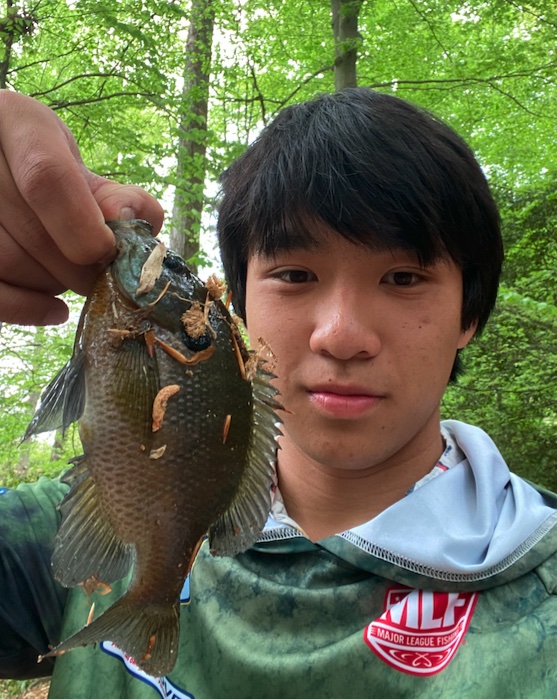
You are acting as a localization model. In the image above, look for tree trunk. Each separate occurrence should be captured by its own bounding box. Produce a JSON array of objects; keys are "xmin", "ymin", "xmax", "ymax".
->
[
  {"xmin": 0, "ymin": 0, "xmax": 16, "ymax": 89},
  {"xmin": 169, "ymin": 0, "xmax": 215, "ymax": 270},
  {"xmin": 50, "ymin": 430, "xmax": 65, "ymax": 462},
  {"xmin": 331, "ymin": 0, "xmax": 364, "ymax": 91},
  {"xmin": 0, "ymin": 0, "xmax": 36, "ymax": 89}
]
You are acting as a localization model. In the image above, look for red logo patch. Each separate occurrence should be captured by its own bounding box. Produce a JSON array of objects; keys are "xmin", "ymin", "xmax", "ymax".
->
[{"xmin": 364, "ymin": 587, "xmax": 478, "ymax": 676}]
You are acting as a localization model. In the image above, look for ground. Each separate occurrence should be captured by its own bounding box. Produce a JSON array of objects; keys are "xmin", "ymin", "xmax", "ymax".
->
[
  {"xmin": 19, "ymin": 684, "xmax": 49, "ymax": 699},
  {"xmin": 0, "ymin": 681, "xmax": 50, "ymax": 699}
]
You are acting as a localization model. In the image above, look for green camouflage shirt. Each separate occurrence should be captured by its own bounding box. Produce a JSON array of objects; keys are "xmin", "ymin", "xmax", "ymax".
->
[{"xmin": 2, "ymin": 476, "xmax": 557, "ymax": 698}]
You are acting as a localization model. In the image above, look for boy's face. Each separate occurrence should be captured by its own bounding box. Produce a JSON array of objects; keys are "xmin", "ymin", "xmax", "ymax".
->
[{"xmin": 245, "ymin": 230, "xmax": 476, "ymax": 474}]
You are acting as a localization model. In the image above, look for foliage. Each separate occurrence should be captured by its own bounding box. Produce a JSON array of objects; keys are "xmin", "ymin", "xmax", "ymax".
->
[
  {"xmin": 356, "ymin": 0, "xmax": 557, "ymax": 188},
  {"xmin": 3, "ymin": 0, "xmax": 195, "ymax": 194},
  {"xmin": 443, "ymin": 178, "xmax": 557, "ymax": 490},
  {"xmin": 0, "ymin": 295, "xmax": 82, "ymax": 487}
]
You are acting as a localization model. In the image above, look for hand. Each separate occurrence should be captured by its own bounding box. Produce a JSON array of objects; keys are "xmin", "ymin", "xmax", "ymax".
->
[{"xmin": 0, "ymin": 91, "xmax": 165, "ymax": 326}]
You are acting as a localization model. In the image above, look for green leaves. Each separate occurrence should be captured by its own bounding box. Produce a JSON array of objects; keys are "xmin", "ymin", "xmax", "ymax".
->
[
  {"xmin": 0, "ymin": 296, "xmax": 82, "ymax": 487},
  {"xmin": 444, "ymin": 176, "xmax": 557, "ymax": 490}
]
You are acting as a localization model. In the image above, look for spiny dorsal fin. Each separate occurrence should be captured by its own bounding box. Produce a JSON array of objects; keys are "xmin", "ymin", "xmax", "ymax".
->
[
  {"xmin": 208, "ymin": 362, "xmax": 282, "ymax": 556},
  {"xmin": 24, "ymin": 351, "xmax": 86, "ymax": 439}
]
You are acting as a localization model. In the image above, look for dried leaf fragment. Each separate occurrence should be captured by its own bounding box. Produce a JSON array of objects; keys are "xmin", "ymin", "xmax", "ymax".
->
[
  {"xmin": 144, "ymin": 329, "xmax": 156, "ymax": 358},
  {"xmin": 86, "ymin": 602, "xmax": 96, "ymax": 626},
  {"xmin": 244, "ymin": 355, "xmax": 260, "ymax": 382},
  {"xmin": 205, "ymin": 274, "xmax": 228, "ymax": 301},
  {"xmin": 181, "ymin": 301, "xmax": 207, "ymax": 338},
  {"xmin": 152, "ymin": 384, "xmax": 181, "ymax": 432},
  {"xmin": 230, "ymin": 330, "xmax": 247, "ymax": 381},
  {"xmin": 147, "ymin": 280, "xmax": 171, "ymax": 307},
  {"xmin": 150, "ymin": 445, "xmax": 167, "ymax": 459},
  {"xmin": 136, "ymin": 242, "xmax": 167, "ymax": 295},
  {"xmin": 222, "ymin": 414, "xmax": 232, "ymax": 444},
  {"xmin": 155, "ymin": 337, "xmax": 215, "ymax": 366},
  {"xmin": 79, "ymin": 573, "xmax": 112, "ymax": 596},
  {"xmin": 141, "ymin": 634, "xmax": 157, "ymax": 662}
]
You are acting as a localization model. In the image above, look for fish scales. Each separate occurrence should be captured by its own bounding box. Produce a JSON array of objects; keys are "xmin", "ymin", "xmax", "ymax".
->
[{"xmin": 25, "ymin": 220, "xmax": 281, "ymax": 676}]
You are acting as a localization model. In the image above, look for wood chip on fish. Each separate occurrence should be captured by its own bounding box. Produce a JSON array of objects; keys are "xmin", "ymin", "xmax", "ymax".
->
[{"xmin": 136, "ymin": 240, "xmax": 166, "ymax": 295}]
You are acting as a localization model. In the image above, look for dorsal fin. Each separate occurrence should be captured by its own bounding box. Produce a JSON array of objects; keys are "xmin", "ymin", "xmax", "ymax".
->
[{"xmin": 208, "ymin": 362, "xmax": 282, "ymax": 556}]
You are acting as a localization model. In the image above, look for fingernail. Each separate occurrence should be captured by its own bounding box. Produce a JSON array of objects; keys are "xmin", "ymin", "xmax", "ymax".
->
[{"xmin": 119, "ymin": 207, "xmax": 136, "ymax": 221}]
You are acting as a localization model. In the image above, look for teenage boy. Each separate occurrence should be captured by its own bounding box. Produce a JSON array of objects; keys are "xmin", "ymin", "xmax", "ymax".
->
[{"xmin": 1, "ymin": 88, "xmax": 556, "ymax": 698}]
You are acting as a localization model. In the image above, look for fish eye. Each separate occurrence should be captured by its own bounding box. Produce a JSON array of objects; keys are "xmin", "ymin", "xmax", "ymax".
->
[
  {"xmin": 182, "ymin": 330, "xmax": 212, "ymax": 352},
  {"xmin": 164, "ymin": 252, "xmax": 188, "ymax": 274}
]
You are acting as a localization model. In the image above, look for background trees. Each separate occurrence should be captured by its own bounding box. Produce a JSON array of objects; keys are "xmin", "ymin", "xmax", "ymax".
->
[{"xmin": 0, "ymin": 0, "xmax": 555, "ymax": 491}]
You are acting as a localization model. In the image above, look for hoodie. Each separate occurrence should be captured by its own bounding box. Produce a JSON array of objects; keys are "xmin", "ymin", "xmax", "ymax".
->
[{"xmin": 2, "ymin": 421, "xmax": 557, "ymax": 697}]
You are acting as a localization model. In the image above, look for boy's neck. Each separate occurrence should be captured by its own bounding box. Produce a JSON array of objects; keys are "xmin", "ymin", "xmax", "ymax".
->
[{"xmin": 276, "ymin": 430, "xmax": 445, "ymax": 541}]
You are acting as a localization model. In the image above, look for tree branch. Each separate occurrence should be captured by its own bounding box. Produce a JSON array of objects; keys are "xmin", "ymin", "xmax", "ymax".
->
[
  {"xmin": 502, "ymin": 0, "xmax": 557, "ymax": 31},
  {"xmin": 405, "ymin": 0, "xmax": 451, "ymax": 58},
  {"xmin": 29, "ymin": 71, "xmax": 126, "ymax": 97},
  {"xmin": 248, "ymin": 61, "xmax": 267, "ymax": 126},
  {"xmin": 46, "ymin": 91, "xmax": 158, "ymax": 110},
  {"xmin": 274, "ymin": 64, "xmax": 334, "ymax": 112}
]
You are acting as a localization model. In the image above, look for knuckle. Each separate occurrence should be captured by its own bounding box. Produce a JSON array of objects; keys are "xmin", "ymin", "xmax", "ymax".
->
[
  {"xmin": 17, "ymin": 153, "xmax": 68, "ymax": 206},
  {"xmin": 0, "ymin": 286, "xmax": 37, "ymax": 325},
  {"xmin": 0, "ymin": 89, "xmax": 28, "ymax": 114}
]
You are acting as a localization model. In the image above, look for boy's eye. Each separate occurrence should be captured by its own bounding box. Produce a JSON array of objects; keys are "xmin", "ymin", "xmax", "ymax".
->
[
  {"xmin": 274, "ymin": 269, "xmax": 316, "ymax": 283},
  {"xmin": 383, "ymin": 271, "xmax": 421, "ymax": 286}
]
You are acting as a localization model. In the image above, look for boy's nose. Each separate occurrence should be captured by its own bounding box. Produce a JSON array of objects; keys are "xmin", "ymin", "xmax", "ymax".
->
[{"xmin": 309, "ymin": 290, "xmax": 381, "ymax": 361}]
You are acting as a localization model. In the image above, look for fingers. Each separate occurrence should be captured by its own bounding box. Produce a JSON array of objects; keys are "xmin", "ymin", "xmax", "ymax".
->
[
  {"xmin": 0, "ymin": 227, "xmax": 67, "ymax": 293},
  {"xmin": 0, "ymin": 94, "xmax": 163, "ymax": 263},
  {"xmin": 0, "ymin": 281, "xmax": 69, "ymax": 326},
  {"xmin": 0, "ymin": 91, "xmax": 165, "ymax": 325},
  {"xmin": 88, "ymin": 176, "xmax": 165, "ymax": 238},
  {"xmin": 0, "ymin": 93, "xmax": 114, "ymax": 265}
]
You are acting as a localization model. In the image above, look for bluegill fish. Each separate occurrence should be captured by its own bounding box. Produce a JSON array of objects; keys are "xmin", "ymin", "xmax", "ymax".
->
[{"xmin": 25, "ymin": 220, "xmax": 281, "ymax": 676}]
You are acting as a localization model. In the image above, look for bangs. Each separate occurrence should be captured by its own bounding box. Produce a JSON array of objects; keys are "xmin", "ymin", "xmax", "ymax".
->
[
  {"xmin": 243, "ymin": 183, "xmax": 449, "ymax": 268},
  {"xmin": 222, "ymin": 92, "xmax": 457, "ymax": 267}
]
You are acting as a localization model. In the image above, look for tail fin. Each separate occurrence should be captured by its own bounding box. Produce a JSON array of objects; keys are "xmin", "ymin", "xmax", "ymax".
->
[{"xmin": 44, "ymin": 594, "xmax": 180, "ymax": 677}]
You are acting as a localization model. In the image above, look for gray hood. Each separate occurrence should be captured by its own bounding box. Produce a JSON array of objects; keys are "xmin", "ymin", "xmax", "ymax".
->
[{"xmin": 260, "ymin": 421, "xmax": 557, "ymax": 589}]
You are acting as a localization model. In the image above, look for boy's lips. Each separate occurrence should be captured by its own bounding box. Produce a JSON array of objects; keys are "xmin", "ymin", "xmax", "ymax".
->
[{"xmin": 306, "ymin": 384, "xmax": 385, "ymax": 418}]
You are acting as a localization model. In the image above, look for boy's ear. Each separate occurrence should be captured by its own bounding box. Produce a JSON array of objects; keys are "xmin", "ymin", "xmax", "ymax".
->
[{"xmin": 457, "ymin": 321, "xmax": 478, "ymax": 349}]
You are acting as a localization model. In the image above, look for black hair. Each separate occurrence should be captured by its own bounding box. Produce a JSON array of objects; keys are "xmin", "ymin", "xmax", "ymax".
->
[{"xmin": 217, "ymin": 88, "xmax": 503, "ymax": 377}]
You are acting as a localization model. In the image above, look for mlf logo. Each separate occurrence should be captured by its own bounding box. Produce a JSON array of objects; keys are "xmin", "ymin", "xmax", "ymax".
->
[{"xmin": 364, "ymin": 587, "xmax": 478, "ymax": 676}]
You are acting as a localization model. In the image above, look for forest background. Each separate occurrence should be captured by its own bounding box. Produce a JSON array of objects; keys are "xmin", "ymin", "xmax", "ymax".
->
[{"xmin": 0, "ymin": 0, "xmax": 556, "ymax": 692}]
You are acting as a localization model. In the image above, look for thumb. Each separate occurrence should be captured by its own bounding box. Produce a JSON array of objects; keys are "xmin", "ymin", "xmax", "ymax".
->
[{"xmin": 87, "ymin": 173, "xmax": 165, "ymax": 235}]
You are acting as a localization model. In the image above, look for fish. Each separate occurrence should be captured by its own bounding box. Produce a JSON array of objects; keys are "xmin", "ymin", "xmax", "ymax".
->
[{"xmin": 24, "ymin": 219, "xmax": 281, "ymax": 676}]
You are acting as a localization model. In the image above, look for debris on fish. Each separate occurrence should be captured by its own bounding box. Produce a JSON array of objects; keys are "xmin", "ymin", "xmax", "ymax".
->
[{"xmin": 25, "ymin": 219, "xmax": 281, "ymax": 676}]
